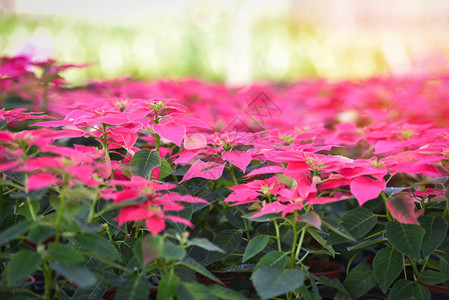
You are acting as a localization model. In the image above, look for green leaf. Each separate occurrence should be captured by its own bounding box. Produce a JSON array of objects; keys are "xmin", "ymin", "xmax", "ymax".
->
[
  {"xmin": 385, "ymin": 221, "xmax": 425, "ymax": 259},
  {"xmin": 7, "ymin": 250, "xmax": 42, "ymax": 284},
  {"xmin": 17, "ymin": 199, "xmax": 39, "ymax": 220},
  {"xmin": 135, "ymin": 235, "xmax": 164, "ymax": 266},
  {"xmin": 387, "ymin": 279, "xmax": 414, "ymax": 300},
  {"xmin": 439, "ymin": 253, "xmax": 449, "ymax": 278},
  {"xmin": 166, "ymin": 203, "xmax": 192, "ymax": 234},
  {"xmin": 419, "ymin": 270, "xmax": 447, "ymax": 285},
  {"xmin": 208, "ymin": 284, "xmax": 248, "ymax": 300},
  {"xmin": 297, "ymin": 285, "xmax": 322, "ymax": 300},
  {"xmin": 27, "ymin": 225, "xmax": 53, "ymax": 244},
  {"xmin": 346, "ymin": 234, "xmax": 387, "ymax": 251},
  {"xmin": 180, "ymin": 257, "xmax": 222, "ymax": 284},
  {"xmin": 114, "ymin": 274, "xmax": 150, "ymax": 300},
  {"xmin": 419, "ymin": 216, "xmax": 448, "ymax": 257},
  {"xmin": 157, "ymin": 270, "xmax": 179, "ymax": 300},
  {"xmin": 243, "ymin": 235, "xmax": 270, "ymax": 262},
  {"xmin": 130, "ymin": 149, "xmax": 161, "ymax": 179},
  {"xmin": 253, "ymin": 267, "xmax": 305, "ymax": 300},
  {"xmin": 216, "ymin": 264, "xmax": 254, "ymax": 273},
  {"xmin": 341, "ymin": 207, "xmax": 378, "ymax": 239},
  {"xmin": 414, "ymin": 284, "xmax": 431, "ymax": 300},
  {"xmin": 50, "ymin": 262, "xmax": 97, "ymax": 288},
  {"xmin": 334, "ymin": 292, "xmax": 353, "ymax": 300},
  {"xmin": 189, "ymin": 238, "xmax": 224, "ymax": 253},
  {"xmin": 206, "ymin": 230, "xmax": 242, "ymax": 266},
  {"xmin": 50, "ymin": 244, "xmax": 85, "ymax": 265},
  {"xmin": 174, "ymin": 265, "xmax": 197, "ymax": 283},
  {"xmin": 72, "ymin": 281, "xmax": 108, "ymax": 300},
  {"xmin": 343, "ymin": 263, "xmax": 377, "ymax": 299},
  {"xmin": 373, "ymin": 246, "xmax": 402, "ymax": 293},
  {"xmin": 159, "ymin": 159, "xmax": 174, "ymax": 179},
  {"xmin": 118, "ymin": 237, "xmax": 137, "ymax": 261},
  {"xmin": 74, "ymin": 233, "xmax": 121, "ymax": 262},
  {"xmin": 327, "ymin": 207, "xmax": 377, "ymax": 245},
  {"xmin": 161, "ymin": 240, "xmax": 187, "ymax": 261},
  {"xmin": 99, "ymin": 208, "xmax": 125, "ymax": 235},
  {"xmin": 308, "ymin": 228, "xmax": 335, "ymax": 257},
  {"xmin": 253, "ymin": 251, "xmax": 288, "ymax": 274},
  {"xmin": 317, "ymin": 277, "xmax": 349, "ymax": 295},
  {"xmin": 176, "ymin": 282, "xmax": 217, "ymax": 300},
  {"xmin": 0, "ymin": 219, "xmax": 33, "ymax": 246},
  {"xmin": 322, "ymin": 218, "xmax": 355, "ymax": 245}
]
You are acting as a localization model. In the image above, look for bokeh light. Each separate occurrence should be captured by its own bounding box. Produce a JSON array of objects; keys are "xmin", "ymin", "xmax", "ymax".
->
[{"xmin": 1, "ymin": 0, "xmax": 449, "ymax": 84}]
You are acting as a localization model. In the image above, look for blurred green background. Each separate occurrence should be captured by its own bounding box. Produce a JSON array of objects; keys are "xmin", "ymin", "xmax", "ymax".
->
[{"xmin": 1, "ymin": 0, "xmax": 449, "ymax": 84}]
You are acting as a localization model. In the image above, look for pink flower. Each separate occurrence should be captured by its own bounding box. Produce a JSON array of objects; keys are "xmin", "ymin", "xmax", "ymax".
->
[
  {"xmin": 350, "ymin": 176, "xmax": 386, "ymax": 206},
  {"xmin": 180, "ymin": 160, "xmax": 225, "ymax": 183},
  {"xmin": 27, "ymin": 172, "xmax": 60, "ymax": 191}
]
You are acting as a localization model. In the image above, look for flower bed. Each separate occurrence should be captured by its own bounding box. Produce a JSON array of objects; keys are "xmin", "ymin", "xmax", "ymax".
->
[{"xmin": 0, "ymin": 55, "xmax": 448, "ymax": 299}]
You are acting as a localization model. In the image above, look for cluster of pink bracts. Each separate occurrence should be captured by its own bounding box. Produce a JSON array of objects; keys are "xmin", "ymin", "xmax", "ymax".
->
[{"xmin": 1, "ymin": 55, "xmax": 448, "ymax": 234}]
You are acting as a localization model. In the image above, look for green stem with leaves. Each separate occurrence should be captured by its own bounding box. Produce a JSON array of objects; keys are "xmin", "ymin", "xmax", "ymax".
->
[
  {"xmin": 42, "ymin": 261, "xmax": 53, "ymax": 300},
  {"xmin": 295, "ymin": 225, "xmax": 307, "ymax": 262},
  {"xmin": 380, "ymin": 191, "xmax": 393, "ymax": 221},
  {"xmin": 273, "ymin": 219, "xmax": 282, "ymax": 251},
  {"xmin": 54, "ymin": 183, "xmax": 66, "ymax": 247},
  {"xmin": 87, "ymin": 191, "xmax": 99, "ymax": 223},
  {"xmin": 290, "ymin": 211, "xmax": 299, "ymax": 268},
  {"xmin": 26, "ymin": 197, "xmax": 37, "ymax": 221},
  {"xmin": 154, "ymin": 110, "xmax": 160, "ymax": 151}
]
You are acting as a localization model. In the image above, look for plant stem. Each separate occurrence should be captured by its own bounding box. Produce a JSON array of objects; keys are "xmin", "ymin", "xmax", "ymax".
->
[
  {"xmin": 102, "ymin": 123, "xmax": 114, "ymax": 179},
  {"xmin": 87, "ymin": 191, "xmax": 99, "ymax": 223},
  {"xmin": 419, "ymin": 257, "xmax": 429, "ymax": 273},
  {"xmin": 290, "ymin": 211, "xmax": 298, "ymax": 268},
  {"xmin": 54, "ymin": 185, "xmax": 66, "ymax": 247},
  {"xmin": 409, "ymin": 258, "xmax": 419, "ymax": 280},
  {"xmin": 273, "ymin": 219, "xmax": 282, "ymax": 251},
  {"xmin": 443, "ymin": 197, "xmax": 448, "ymax": 219},
  {"xmin": 403, "ymin": 255, "xmax": 407, "ymax": 280},
  {"xmin": 380, "ymin": 191, "xmax": 393, "ymax": 221},
  {"xmin": 43, "ymin": 261, "xmax": 53, "ymax": 300},
  {"xmin": 295, "ymin": 225, "xmax": 307, "ymax": 262},
  {"xmin": 149, "ymin": 111, "xmax": 161, "ymax": 180},
  {"xmin": 26, "ymin": 197, "xmax": 37, "ymax": 221},
  {"xmin": 154, "ymin": 110, "xmax": 160, "ymax": 151},
  {"xmin": 242, "ymin": 217, "xmax": 251, "ymax": 242},
  {"xmin": 230, "ymin": 166, "xmax": 238, "ymax": 185}
]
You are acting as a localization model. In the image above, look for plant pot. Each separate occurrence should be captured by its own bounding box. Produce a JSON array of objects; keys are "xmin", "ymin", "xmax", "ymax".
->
[{"xmin": 306, "ymin": 259, "xmax": 345, "ymax": 279}]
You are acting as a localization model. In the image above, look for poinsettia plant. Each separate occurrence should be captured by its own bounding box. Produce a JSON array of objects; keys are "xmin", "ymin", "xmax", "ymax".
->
[{"xmin": 1, "ymin": 54, "xmax": 449, "ymax": 300}]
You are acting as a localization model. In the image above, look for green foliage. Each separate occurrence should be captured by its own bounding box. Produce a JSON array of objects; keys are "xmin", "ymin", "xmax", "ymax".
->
[
  {"xmin": 157, "ymin": 271, "xmax": 179, "ymax": 300},
  {"xmin": 327, "ymin": 207, "xmax": 377, "ymax": 245},
  {"xmin": 252, "ymin": 267, "xmax": 304, "ymax": 300},
  {"xmin": 342, "ymin": 263, "xmax": 377, "ymax": 299},
  {"xmin": 7, "ymin": 250, "xmax": 42, "ymax": 284},
  {"xmin": 419, "ymin": 216, "xmax": 448, "ymax": 257},
  {"xmin": 385, "ymin": 222, "xmax": 425, "ymax": 259},
  {"xmin": 242, "ymin": 235, "xmax": 270, "ymax": 262},
  {"xmin": 205, "ymin": 230, "xmax": 242, "ymax": 266},
  {"xmin": 114, "ymin": 274, "xmax": 150, "ymax": 300},
  {"xmin": 130, "ymin": 149, "xmax": 161, "ymax": 179},
  {"xmin": 373, "ymin": 247, "xmax": 402, "ymax": 293}
]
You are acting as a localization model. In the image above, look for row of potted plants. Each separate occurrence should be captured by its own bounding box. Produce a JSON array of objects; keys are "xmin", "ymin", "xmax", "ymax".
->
[{"xmin": 0, "ymin": 55, "xmax": 448, "ymax": 299}]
